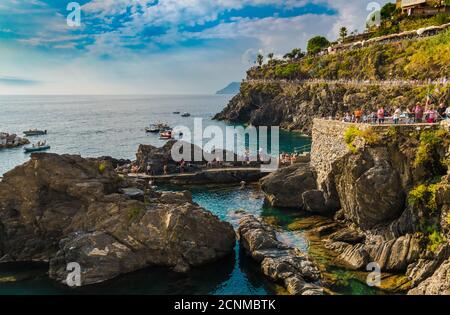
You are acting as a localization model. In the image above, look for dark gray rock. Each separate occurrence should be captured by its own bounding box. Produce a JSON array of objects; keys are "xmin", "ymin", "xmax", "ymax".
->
[
  {"xmin": 260, "ymin": 163, "xmax": 317, "ymax": 208},
  {"xmin": 0, "ymin": 153, "xmax": 236, "ymax": 287},
  {"xmin": 237, "ymin": 214, "xmax": 323, "ymax": 295}
]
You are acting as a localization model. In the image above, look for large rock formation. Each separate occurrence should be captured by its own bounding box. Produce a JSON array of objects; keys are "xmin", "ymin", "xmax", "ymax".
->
[
  {"xmin": 237, "ymin": 214, "xmax": 323, "ymax": 295},
  {"xmin": 260, "ymin": 119, "xmax": 450, "ymax": 294},
  {"xmin": 260, "ymin": 163, "xmax": 317, "ymax": 209},
  {"xmin": 0, "ymin": 153, "xmax": 235, "ymax": 286},
  {"xmin": 136, "ymin": 140, "xmax": 246, "ymax": 175}
]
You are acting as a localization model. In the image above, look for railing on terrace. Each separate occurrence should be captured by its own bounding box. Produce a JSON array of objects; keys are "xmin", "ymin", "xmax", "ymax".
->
[
  {"xmin": 319, "ymin": 116, "xmax": 446, "ymax": 126},
  {"xmin": 245, "ymin": 78, "xmax": 450, "ymax": 87},
  {"xmin": 293, "ymin": 144, "xmax": 312, "ymax": 154}
]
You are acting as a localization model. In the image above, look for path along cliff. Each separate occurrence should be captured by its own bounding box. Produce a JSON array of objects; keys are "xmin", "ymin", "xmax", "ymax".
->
[{"xmin": 215, "ymin": 28, "xmax": 450, "ymax": 135}]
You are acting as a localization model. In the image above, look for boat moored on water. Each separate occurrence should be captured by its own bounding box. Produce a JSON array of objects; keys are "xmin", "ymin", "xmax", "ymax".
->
[
  {"xmin": 159, "ymin": 130, "xmax": 173, "ymax": 139},
  {"xmin": 24, "ymin": 144, "xmax": 51, "ymax": 153},
  {"xmin": 146, "ymin": 123, "xmax": 170, "ymax": 133},
  {"xmin": 181, "ymin": 112, "xmax": 191, "ymax": 117},
  {"xmin": 146, "ymin": 125, "xmax": 160, "ymax": 133},
  {"xmin": 23, "ymin": 129, "xmax": 47, "ymax": 136},
  {"xmin": 173, "ymin": 111, "xmax": 180, "ymax": 114}
]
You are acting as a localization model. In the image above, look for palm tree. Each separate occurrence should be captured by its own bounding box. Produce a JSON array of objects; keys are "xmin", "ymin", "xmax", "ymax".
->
[
  {"xmin": 256, "ymin": 54, "xmax": 264, "ymax": 66},
  {"xmin": 283, "ymin": 48, "xmax": 304, "ymax": 61},
  {"xmin": 339, "ymin": 27, "xmax": 348, "ymax": 42},
  {"xmin": 268, "ymin": 53, "xmax": 274, "ymax": 61}
]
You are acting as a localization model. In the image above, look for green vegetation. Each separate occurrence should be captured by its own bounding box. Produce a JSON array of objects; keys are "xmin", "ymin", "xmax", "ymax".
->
[
  {"xmin": 414, "ymin": 129, "xmax": 448, "ymax": 175},
  {"xmin": 426, "ymin": 226, "xmax": 445, "ymax": 253},
  {"xmin": 380, "ymin": 3, "xmax": 398, "ymax": 21},
  {"xmin": 344, "ymin": 126, "xmax": 381, "ymax": 153},
  {"xmin": 307, "ymin": 36, "xmax": 330, "ymax": 55},
  {"xmin": 249, "ymin": 28, "xmax": 450, "ymax": 81},
  {"xmin": 339, "ymin": 27, "xmax": 348, "ymax": 42},
  {"xmin": 240, "ymin": 81, "xmax": 282, "ymax": 98},
  {"xmin": 408, "ymin": 184, "xmax": 439, "ymax": 213},
  {"xmin": 283, "ymin": 48, "xmax": 305, "ymax": 61},
  {"xmin": 98, "ymin": 162, "xmax": 107, "ymax": 174},
  {"xmin": 256, "ymin": 54, "xmax": 264, "ymax": 66},
  {"xmin": 128, "ymin": 207, "xmax": 145, "ymax": 222}
]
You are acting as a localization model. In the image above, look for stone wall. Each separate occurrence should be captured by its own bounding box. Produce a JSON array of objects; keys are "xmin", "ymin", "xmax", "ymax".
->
[
  {"xmin": 310, "ymin": 118, "xmax": 444, "ymax": 217},
  {"xmin": 310, "ymin": 119, "xmax": 349, "ymax": 189}
]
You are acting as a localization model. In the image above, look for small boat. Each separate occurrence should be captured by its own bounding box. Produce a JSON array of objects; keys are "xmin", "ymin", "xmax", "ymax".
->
[
  {"xmin": 146, "ymin": 125, "xmax": 160, "ymax": 133},
  {"xmin": 181, "ymin": 112, "xmax": 191, "ymax": 117},
  {"xmin": 173, "ymin": 111, "xmax": 180, "ymax": 114},
  {"xmin": 159, "ymin": 130, "xmax": 173, "ymax": 140},
  {"xmin": 23, "ymin": 129, "xmax": 47, "ymax": 136},
  {"xmin": 24, "ymin": 145, "xmax": 50, "ymax": 153},
  {"xmin": 146, "ymin": 123, "xmax": 170, "ymax": 133}
]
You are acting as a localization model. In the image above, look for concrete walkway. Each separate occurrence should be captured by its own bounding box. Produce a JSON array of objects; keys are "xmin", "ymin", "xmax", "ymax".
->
[{"xmin": 127, "ymin": 167, "xmax": 268, "ymax": 185}]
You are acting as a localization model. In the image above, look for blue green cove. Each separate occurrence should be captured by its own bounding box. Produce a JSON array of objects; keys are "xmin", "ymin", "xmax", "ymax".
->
[{"xmin": 0, "ymin": 96, "xmax": 400, "ymax": 295}]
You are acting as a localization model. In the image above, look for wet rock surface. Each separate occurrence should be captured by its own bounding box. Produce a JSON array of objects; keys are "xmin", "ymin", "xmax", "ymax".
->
[
  {"xmin": 237, "ymin": 214, "xmax": 323, "ymax": 295},
  {"xmin": 0, "ymin": 153, "xmax": 235, "ymax": 286}
]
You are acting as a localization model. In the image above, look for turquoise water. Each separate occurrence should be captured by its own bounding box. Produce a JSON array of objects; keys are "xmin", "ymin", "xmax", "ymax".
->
[
  {"xmin": 0, "ymin": 96, "xmax": 386, "ymax": 295},
  {"xmin": 0, "ymin": 95, "xmax": 310, "ymax": 295},
  {"xmin": 0, "ymin": 186, "xmax": 385, "ymax": 295},
  {"xmin": 0, "ymin": 187, "xmax": 275, "ymax": 295}
]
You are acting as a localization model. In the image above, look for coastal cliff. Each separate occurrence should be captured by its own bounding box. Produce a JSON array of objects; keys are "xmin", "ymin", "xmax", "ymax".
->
[
  {"xmin": 215, "ymin": 81, "xmax": 450, "ymax": 135},
  {"xmin": 215, "ymin": 29, "xmax": 450, "ymax": 135},
  {"xmin": 260, "ymin": 119, "xmax": 450, "ymax": 294}
]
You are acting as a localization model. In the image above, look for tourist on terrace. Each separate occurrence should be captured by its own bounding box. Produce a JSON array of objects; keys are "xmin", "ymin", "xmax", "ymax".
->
[
  {"xmin": 425, "ymin": 107, "xmax": 437, "ymax": 124},
  {"xmin": 370, "ymin": 111, "xmax": 377, "ymax": 124},
  {"xmin": 406, "ymin": 106, "xmax": 415, "ymax": 124},
  {"xmin": 445, "ymin": 105, "xmax": 450, "ymax": 119},
  {"xmin": 377, "ymin": 107, "xmax": 385, "ymax": 124},
  {"xmin": 437, "ymin": 103, "xmax": 446, "ymax": 120},
  {"xmin": 343, "ymin": 112, "xmax": 351, "ymax": 123},
  {"xmin": 354, "ymin": 108, "xmax": 363, "ymax": 123},
  {"xmin": 414, "ymin": 103, "xmax": 424, "ymax": 123},
  {"xmin": 393, "ymin": 107, "xmax": 401, "ymax": 125}
]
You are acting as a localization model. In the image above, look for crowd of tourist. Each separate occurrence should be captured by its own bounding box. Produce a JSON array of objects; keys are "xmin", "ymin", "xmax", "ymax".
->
[{"xmin": 336, "ymin": 102, "xmax": 449, "ymax": 125}]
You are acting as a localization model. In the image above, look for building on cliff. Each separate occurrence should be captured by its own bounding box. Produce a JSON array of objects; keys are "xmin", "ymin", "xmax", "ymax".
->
[{"xmin": 396, "ymin": 0, "xmax": 450, "ymax": 16}]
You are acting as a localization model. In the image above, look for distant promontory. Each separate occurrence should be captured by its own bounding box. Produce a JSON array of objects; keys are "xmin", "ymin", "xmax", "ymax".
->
[{"xmin": 216, "ymin": 82, "xmax": 241, "ymax": 95}]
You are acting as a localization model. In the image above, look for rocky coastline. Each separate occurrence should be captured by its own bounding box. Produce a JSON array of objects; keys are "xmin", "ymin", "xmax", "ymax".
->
[
  {"xmin": 0, "ymin": 132, "xmax": 29, "ymax": 149},
  {"xmin": 0, "ymin": 153, "xmax": 235, "ymax": 287},
  {"xmin": 259, "ymin": 119, "xmax": 450, "ymax": 294},
  {"xmin": 237, "ymin": 214, "xmax": 323, "ymax": 295},
  {"xmin": 214, "ymin": 81, "xmax": 450, "ymax": 135}
]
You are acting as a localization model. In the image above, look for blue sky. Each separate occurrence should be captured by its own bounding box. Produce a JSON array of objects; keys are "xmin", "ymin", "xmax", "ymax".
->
[{"xmin": 0, "ymin": 0, "xmax": 390, "ymax": 94}]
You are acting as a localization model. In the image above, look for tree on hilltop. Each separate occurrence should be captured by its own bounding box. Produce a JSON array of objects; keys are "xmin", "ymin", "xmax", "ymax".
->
[
  {"xmin": 339, "ymin": 27, "xmax": 348, "ymax": 42},
  {"xmin": 307, "ymin": 36, "xmax": 330, "ymax": 55},
  {"xmin": 283, "ymin": 48, "xmax": 304, "ymax": 61},
  {"xmin": 256, "ymin": 53, "xmax": 264, "ymax": 66},
  {"xmin": 381, "ymin": 2, "xmax": 397, "ymax": 20}
]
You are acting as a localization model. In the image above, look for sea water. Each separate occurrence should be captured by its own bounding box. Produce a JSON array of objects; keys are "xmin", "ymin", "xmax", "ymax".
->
[{"xmin": 0, "ymin": 95, "xmax": 382, "ymax": 295}]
